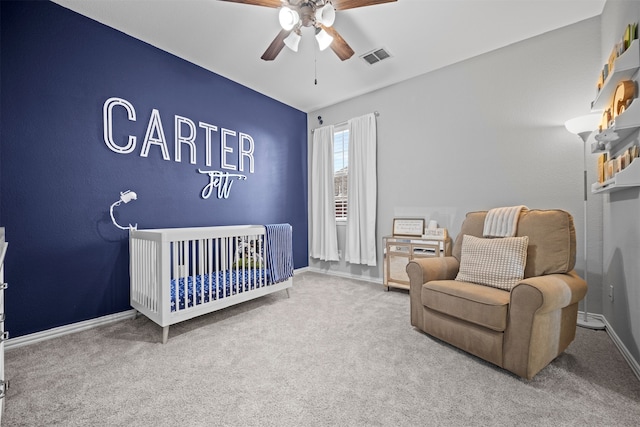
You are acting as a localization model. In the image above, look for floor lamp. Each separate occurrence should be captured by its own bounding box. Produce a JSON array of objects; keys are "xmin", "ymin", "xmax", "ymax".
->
[{"xmin": 565, "ymin": 114, "xmax": 606, "ymax": 330}]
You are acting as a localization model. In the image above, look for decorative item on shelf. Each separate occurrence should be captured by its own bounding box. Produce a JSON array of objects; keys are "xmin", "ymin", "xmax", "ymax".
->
[
  {"xmin": 599, "ymin": 108, "xmax": 612, "ymax": 132},
  {"xmin": 597, "ymin": 69, "xmax": 605, "ymax": 93},
  {"xmin": 605, "ymin": 159, "xmax": 614, "ymax": 181},
  {"xmin": 624, "ymin": 22, "xmax": 638, "ymax": 51},
  {"xmin": 608, "ymin": 49, "xmax": 618, "ymax": 75},
  {"xmin": 597, "ymin": 153, "xmax": 607, "ymax": 183},
  {"xmin": 612, "ymin": 80, "xmax": 635, "ymax": 118},
  {"xmin": 622, "ymin": 148, "xmax": 631, "ymax": 169},
  {"xmin": 595, "ymin": 127, "xmax": 619, "ymax": 143}
]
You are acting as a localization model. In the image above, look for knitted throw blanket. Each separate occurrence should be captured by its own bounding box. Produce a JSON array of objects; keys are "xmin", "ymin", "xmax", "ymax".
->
[{"xmin": 482, "ymin": 206, "xmax": 527, "ymax": 238}]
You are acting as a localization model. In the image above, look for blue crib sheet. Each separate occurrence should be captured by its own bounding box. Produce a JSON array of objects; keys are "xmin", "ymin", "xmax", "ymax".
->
[{"xmin": 170, "ymin": 269, "xmax": 269, "ymax": 312}]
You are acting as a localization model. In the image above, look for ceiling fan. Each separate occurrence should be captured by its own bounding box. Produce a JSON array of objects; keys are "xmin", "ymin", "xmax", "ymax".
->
[{"xmin": 219, "ymin": 0, "xmax": 397, "ymax": 61}]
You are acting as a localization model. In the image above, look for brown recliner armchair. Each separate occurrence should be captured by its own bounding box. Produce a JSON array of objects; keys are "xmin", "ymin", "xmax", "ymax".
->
[{"xmin": 407, "ymin": 209, "xmax": 587, "ymax": 379}]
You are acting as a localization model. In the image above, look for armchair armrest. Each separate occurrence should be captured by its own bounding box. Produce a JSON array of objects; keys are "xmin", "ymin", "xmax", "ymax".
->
[
  {"xmin": 406, "ymin": 256, "xmax": 460, "ymax": 328},
  {"xmin": 504, "ymin": 270, "xmax": 587, "ymax": 379},
  {"xmin": 513, "ymin": 270, "xmax": 587, "ymax": 314}
]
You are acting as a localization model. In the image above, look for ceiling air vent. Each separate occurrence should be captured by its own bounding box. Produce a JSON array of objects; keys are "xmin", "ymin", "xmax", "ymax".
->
[{"xmin": 361, "ymin": 48, "xmax": 391, "ymax": 65}]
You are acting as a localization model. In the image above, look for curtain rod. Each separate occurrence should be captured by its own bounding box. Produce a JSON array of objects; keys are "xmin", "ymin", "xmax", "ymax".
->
[{"xmin": 311, "ymin": 111, "xmax": 379, "ymax": 133}]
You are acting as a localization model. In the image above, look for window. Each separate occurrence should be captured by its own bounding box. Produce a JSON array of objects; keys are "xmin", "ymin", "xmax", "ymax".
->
[{"xmin": 334, "ymin": 128, "xmax": 349, "ymax": 220}]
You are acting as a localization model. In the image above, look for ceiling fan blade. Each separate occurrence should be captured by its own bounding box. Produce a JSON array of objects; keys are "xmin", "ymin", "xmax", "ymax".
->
[
  {"xmin": 331, "ymin": 0, "xmax": 397, "ymax": 11},
  {"xmin": 217, "ymin": 0, "xmax": 284, "ymax": 8},
  {"xmin": 261, "ymin": 29, "xmax": 291, "ymax": 61},
  {"xmin": 321, "ymin": 25, "xmax": 354, "ymax": 61}
]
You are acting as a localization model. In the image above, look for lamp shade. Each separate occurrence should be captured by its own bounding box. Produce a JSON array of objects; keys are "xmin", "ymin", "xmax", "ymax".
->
[
  {"xmin": 279, "ymin": 7, "xmax": 299, "ymax": 31},
  {"xmin": 315, "ymin": 28, "xmax": 333, "ymax": 51},
  {"xmin": 564, "ymin": 114, "xmax": 600, "ymax": 136},
  {"xmin": 316, "ymin": 4, "xmax": 336, "ymax": 27},
  {"xmin": 284, "ymin": 31, "xmax": 301, "ymax": 52}
]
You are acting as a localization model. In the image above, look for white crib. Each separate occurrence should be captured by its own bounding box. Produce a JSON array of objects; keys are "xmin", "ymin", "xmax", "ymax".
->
[{"xmin": 129, "ymin": 225, "xmax": 293, "ymax": 343}]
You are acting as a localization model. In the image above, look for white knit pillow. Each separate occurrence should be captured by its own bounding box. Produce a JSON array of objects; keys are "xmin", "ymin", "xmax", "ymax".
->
[{"xmin": 455, "ymin": 235, "xmax": 529, "ymax": 291}]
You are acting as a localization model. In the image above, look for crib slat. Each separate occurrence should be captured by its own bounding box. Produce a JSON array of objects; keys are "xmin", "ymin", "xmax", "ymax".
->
[
  {"xmin": 228, "ymin": 236, "xmax": 233, "ymax": 297},
  {"xmin": 215, "ymin": 237, "xmax": 220, "ymax": 300},
  {"xmin": 207, "ymin": 238, "xmax": 213, "ymax": 302},
  {"xmin": 197, "ymin": 239, "xmax": 202, "ymax": 306},
  {"xmin": 180, "ymin": 240, "xmax": 186, "ymax": 311},
  {"xmin": 201, "ymin": 239, "xmax": 205, "ymax": 304},
  {"xmin": 191, "ymin": 239, "xmax": 196, "ymax": 309},
  {"xmin": 173, "ymin": 241, "xmax": 178, "ymax": 312},
  {"xmin": 237, "ymin": 235, "xmax": 242, "ymax": 294},
  {"xmin": 222, "ymin": 237, "xmax": 227, "ymax": 299},
  {"xmin": 139, "ymin": 240, "xmax": 146, "ymax": 309},
  {"xmin": 234, "ymin": 235, "xmax": 238, "ymax": 294},
  {"xmin": 259, "ymin": 234, "xmax": 264, "ymax": 288},
  {"xmin": 151, "ymin": 239, "xmax": 157, "ymax": 312}
]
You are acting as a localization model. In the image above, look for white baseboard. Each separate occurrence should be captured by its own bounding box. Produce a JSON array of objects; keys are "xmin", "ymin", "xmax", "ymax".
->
[
  {"xmin": 305, "ymin": 267, "xmax": 383, "ymax": 285},
  {"xmin": 5, "ymin": 309, "xmax": 137, "ymax": 350},
  {"xmin": 578, "ymin": 310, "xmax": 640, "ymax": 381}
]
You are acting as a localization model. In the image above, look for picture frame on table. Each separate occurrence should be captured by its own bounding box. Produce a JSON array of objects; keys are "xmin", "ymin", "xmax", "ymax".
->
[{"xmin": 392, "ymin": 218, "xmax": 425, "ymax": 237}]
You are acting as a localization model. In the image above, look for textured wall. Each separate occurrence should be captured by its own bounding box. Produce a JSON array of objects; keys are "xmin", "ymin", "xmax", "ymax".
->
[{"xmin": 0, "ymin": 1, "xmax": 308, "ymax": 337}]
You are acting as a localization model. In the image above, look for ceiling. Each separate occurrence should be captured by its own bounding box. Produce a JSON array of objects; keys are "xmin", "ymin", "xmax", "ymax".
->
[{"xmin": 52, "ymin": 0, "xmax": 606, "ymax": 112}]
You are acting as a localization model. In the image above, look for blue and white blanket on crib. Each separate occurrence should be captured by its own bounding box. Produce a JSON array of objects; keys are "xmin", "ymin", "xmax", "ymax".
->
[{"xmin": 170, "ymin": 269, "xmax": 268, "ymax": 311}]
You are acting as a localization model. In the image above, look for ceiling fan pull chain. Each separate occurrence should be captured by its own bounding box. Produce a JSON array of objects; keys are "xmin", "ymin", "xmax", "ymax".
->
[{"xmin": 314, "ymin": 49, "xmax": 318, "ymax": 85}]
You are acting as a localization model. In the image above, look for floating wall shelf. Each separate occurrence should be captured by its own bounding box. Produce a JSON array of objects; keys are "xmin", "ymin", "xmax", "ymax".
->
[
  {"xmin": 592, "ymin": 39, "xmax": 640, "ymax": 111},
  {"xmin": 591, "ymin": 98, "xmax": 640, "ymax": 153},
  {"xmin": 592, "ymin": 157, "xmax": 640, "ymax": 193}
]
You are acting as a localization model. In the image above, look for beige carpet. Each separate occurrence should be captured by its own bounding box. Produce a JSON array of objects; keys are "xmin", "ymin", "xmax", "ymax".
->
[{"xmin": 4, "ymin": 271, "xmax": 640, "ymax": 426}]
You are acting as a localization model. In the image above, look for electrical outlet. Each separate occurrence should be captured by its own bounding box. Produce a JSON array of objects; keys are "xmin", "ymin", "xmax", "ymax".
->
[{"xmin": 609, "ymin": 284, "xmax": 614, "ymax": 302}]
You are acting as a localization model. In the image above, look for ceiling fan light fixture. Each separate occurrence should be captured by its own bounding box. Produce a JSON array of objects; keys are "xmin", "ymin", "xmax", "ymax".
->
[
  {"xmin": 278, "ymin": 7, "xmax": 299, "ymax": 31},
  {"xmin": 284, "ymin": 30, "xmax": 301, "ymax": 52},
  {"xmin": 315, "ymin": 4, "xmax": 336, "ymax": 27},
  {"xmin": 315, "ymin": 28, "xmax": 333, "ymax": 51}
]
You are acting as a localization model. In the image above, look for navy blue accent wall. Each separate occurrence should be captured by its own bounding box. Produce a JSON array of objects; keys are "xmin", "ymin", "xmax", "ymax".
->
[{"xmin": 0, "ymin": 1, "xmax": 308, "ymax": 337}]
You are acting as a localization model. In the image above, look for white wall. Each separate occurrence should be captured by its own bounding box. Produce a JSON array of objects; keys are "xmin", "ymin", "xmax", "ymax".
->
[
  {"xmin": 307, "ymin": 17, "xmax": 602, "ymax": 296},
  {"xmin": 600, "ymin": 0, "xmax": 640, "ymax": 366}
]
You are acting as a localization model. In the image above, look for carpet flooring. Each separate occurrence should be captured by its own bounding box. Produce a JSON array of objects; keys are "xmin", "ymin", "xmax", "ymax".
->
[{"xmin": 3, "ymin": 271, "xmax": 640, "ymax": 426}]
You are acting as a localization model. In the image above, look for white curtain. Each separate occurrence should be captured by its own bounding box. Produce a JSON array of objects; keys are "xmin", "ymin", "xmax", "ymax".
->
[
  {"xmin": 345, "ymin": 113, "xmax": 377, "ymax": 266},
  {"xmin": 309, "ymin": 125, "xmax": 339, "ymax": 262}
]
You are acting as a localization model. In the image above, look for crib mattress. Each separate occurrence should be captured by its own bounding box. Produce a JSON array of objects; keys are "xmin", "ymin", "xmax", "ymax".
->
[{"xmin": 170, "ymin": 269, "xmax": 269, "ymax": 311}]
